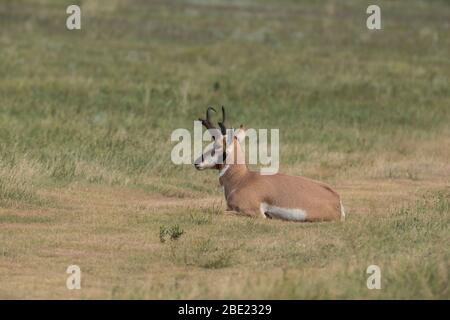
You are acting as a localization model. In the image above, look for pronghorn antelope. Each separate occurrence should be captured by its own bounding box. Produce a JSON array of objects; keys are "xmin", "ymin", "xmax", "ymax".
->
[{"xmin": 194, "ymin": 107, "xmax": 345, "ymax": 222}]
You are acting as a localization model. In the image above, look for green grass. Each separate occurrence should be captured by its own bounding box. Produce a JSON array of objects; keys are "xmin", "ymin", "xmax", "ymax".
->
[{"xmin": 0, "ymin": 0, "xmax": 449, "ymax": 299}]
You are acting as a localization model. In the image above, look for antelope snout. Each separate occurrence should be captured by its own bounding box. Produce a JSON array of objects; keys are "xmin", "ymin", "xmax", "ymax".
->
[{"xmin": 194, "ymin": 155, "xmax": 203, "ymax": 170}]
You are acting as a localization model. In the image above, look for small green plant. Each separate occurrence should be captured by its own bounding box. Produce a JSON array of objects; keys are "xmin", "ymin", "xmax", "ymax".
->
[
  {"xmin": 159, "ymin": 224, "xmax": 184, "ymax": 243},
  {"xmin": 169, "ymin": 224, "xmax": 184, "ymax": 240}
]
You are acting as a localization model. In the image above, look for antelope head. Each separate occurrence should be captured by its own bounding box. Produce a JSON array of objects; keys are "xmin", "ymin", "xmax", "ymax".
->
[{"xmin": 194, "ymin": 106, "xmax": 245, "ymax": 171}]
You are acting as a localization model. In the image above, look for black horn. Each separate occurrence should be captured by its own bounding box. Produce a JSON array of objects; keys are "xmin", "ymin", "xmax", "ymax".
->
[
  {"xmin": 199, "ymin": 106, "xmax": 216, "ymax": 130},
  {"xmin": 218, "ymin": 106, "xmax": 227, "ymax": 135}
]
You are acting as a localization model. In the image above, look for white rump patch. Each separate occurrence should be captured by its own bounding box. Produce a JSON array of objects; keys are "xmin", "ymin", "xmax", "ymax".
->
[{"xmin": 260, "ymin": 202, "xmax": 307, "ymax": 221}]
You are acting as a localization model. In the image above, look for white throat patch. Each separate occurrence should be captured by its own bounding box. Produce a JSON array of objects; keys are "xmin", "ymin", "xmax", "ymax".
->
[{"xmin": 219, "ymin": 165, "xmax": 230, "ymax": 178}]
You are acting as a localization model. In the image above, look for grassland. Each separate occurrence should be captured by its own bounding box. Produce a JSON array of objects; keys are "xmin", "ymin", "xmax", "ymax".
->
[{"xmin": 0, "ymin": 0, "xmax": 449, "ymax": 299}]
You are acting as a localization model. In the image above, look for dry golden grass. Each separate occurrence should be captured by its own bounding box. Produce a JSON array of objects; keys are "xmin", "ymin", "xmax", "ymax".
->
[
  {"xmin": 1, "ymin": 135, "xmax": 449, "ymax": 299},
  {"xmin": 1, "ymin": 0, "xmax": 449, "ymax": 299}
]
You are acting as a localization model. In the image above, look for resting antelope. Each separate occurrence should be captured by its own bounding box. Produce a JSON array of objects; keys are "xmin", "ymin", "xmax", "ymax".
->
[{"xmin": 194, "ymin": 107, "xmax": 345, "ymax": 222}]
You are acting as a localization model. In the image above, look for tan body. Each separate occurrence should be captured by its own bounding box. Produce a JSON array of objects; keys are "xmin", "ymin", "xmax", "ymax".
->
[
  {"xmin": 220, "ymin": 163, "xmax": 342, "ymax": 222},
  {"xmin": 195, "ymin": 107, "xmax": 345, "ymax": 222},
  {"xmin": 218, "ymin": 140, "xmax": 343, "ymax": 222}
]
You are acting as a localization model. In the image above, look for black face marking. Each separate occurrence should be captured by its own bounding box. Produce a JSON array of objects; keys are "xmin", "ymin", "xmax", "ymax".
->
[
  {"xmin": 220, "ymin": 136, "xmax": 227, "ymax": 165},
  {"xmin": 264, "ymin": 212, "xmax": 273, "ymax": 219}
]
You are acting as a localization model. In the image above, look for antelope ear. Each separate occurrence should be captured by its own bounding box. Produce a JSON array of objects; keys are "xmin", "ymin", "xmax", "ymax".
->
[{"xmin": 234, "ymin": 126, "xmax": 246, "ymax": 143}]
